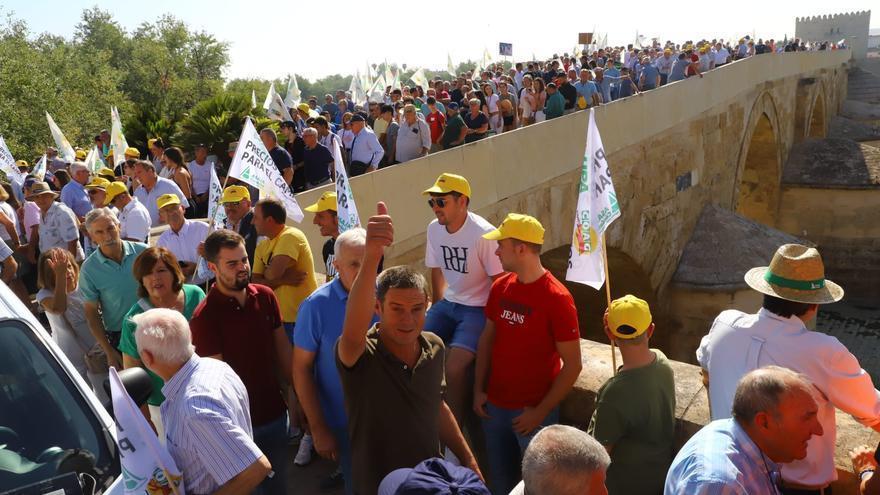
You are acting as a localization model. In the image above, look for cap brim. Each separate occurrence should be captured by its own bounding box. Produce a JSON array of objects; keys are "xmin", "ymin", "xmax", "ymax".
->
[
  {"xmin": 303, "ymin": 203, "xmax": 321, "ymax": 213},
  {"xmin": 744, "ymin": 266, "xmax": 844, "ymax": 304},
  {"xmin": 482, "ymin": 230, "xmax": 504, "ymax": 240},
  {"xmin": 422, "ymin": 186, "xmax": 450, "ymax": 195},
  {"xmin": 27, "ymin": 191, "xmax": 58, "ymax": 200}
]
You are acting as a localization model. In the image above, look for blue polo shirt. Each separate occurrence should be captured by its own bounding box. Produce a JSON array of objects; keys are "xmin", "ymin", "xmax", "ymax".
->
[
  {"xmin": 293, "ymin": 278, "xmax": 377, "ymax": 430},
  {"xmin": 574, "ymin": 80, "xmax": 599, "ymax": 104},
  {"xmin": 79, "ymin": 241, "xmax": 148, "ymax": 334},
  {"xmin": 60, "ymin": 180, "xmax": 91, "ymax": 218},
  {"xmin": 639, "ymin": 64, "xmax": 661, "ymax": 88}
]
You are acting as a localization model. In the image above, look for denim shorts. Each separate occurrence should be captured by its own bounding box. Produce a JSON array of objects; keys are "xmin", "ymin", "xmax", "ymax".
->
[{"xmin": 424, "ymin": 299, "xmax": 486, "ymax": 353}]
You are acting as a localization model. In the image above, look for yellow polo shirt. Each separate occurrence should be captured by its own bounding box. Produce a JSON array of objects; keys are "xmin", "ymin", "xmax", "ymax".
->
[{"xmin": 253, "ymin": 226, "xmax": 318, "ymax": 322}]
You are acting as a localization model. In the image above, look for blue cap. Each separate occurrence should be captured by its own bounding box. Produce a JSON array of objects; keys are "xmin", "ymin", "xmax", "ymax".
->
[
  {"xmin": 447, "ymin": 102, "xmax": 459, "ymax": 110},
  {"xmin": 378, "ymin": 458, "xmax": 489, "ymax": 495}
]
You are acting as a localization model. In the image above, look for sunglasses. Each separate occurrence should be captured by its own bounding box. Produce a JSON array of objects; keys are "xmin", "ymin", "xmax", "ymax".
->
[
  {"xmin": 125, "ymin": 159, "xmax": 137, "ymax": 165},
  {"xmin": 427, "ymin": 197, "xmax": 452, "ymax": 208},
  {"xmin": 87, "ymin": 189, "xmax": 102, "ymax": 196},
  {"xmin": 223, "ymin": 201, "xmax": 242, "ymax": 208}
]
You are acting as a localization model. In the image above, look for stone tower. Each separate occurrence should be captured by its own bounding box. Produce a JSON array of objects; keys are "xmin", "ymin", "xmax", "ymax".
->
[{"xmin": 795, "ymin": 11, "xmax": 871, "ymax": 59}]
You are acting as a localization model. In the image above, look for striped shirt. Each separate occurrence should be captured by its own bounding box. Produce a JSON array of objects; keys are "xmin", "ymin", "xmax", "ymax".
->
[
  {"xmin": 161, "ymin": 355, "xmax": 263, "ymax": 495},
  {"xmin": 664, "ymin": 418, "xmax": 781, "ymax": 495}
]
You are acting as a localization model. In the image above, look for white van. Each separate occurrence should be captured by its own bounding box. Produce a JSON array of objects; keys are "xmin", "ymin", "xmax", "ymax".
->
[{"xmin": 0, "ymin": 280, "xmax": 129, "ymax": 495}]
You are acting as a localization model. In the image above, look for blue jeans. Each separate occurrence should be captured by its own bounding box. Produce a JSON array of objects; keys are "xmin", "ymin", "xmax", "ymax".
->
[
  {"xmin": 482, "ymin": 402, "xmax": 559, "ymax": 495},
  {"xmin": 424, "ymin": 299, "xmax": 486, "ymax": 353},
  {"xmin": 253, "ymin": 414, "xmax": 289, "ymax": 495},
  {"xmin": 331, "ymin": 427, "xmax": 354, "ymax": 495}
]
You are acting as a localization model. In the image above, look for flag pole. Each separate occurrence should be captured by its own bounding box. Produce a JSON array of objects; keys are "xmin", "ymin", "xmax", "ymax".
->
[{"xmin": 601, "ymin": 233, "xmax": 617, "ymax": 375}]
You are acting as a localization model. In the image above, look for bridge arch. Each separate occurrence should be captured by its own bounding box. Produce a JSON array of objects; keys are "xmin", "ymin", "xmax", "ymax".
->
[
  {"xmin": 733, "ymin": 91, "xmax": 783, "ymax": 227},
  {"xmin": 807, "ymin": 84, "xmax": 827, "ymax": 139}
]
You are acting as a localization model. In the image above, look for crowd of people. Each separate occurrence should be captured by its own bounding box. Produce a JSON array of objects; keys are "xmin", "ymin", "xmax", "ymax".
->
[{"xmin": 0, "ymin": 34, "xmax": 870, "ymax": 495}]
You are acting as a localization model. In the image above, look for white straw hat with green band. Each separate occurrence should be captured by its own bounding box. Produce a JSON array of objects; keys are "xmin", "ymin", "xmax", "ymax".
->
[{"xmin": 744, "ymin": 244, "xmax": 843, "ymax": 304}]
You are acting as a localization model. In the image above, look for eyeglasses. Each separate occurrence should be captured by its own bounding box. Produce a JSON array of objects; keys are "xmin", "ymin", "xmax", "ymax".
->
[
  {"xmin": 223, "ymin": 201, "xmax": 241, "ymax": 208},
  {"xmin": 87, "ymin": 189, "xmax": 101, "ymax": 196},
  {"xmin": 427, "ymin": 197, "xmax": 450, "ymax": 208}
]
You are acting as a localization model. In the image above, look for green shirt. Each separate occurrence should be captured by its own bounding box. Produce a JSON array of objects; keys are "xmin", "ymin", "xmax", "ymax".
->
[
  {"xmin": 441, "ymin": 114, "xmax": 466, "ymax": 148},
  {"xmin": 588, "ymin": 349, "xmax": 676, "ymax": 495},
  {"xmin": 544, "ymin": 91, "xmax": 565, "ymax": 119},
  {"xmin": 119, "ymin": 284, "xmax": 206, "ymax": 406},
  {"xmin": 79, "ymin": 241, "xmax": 148, "ymax": 334}
]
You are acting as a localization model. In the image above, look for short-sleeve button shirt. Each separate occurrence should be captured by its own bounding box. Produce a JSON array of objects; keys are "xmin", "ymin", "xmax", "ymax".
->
[
  {"xmin": 119, "ymin": 198, "xmax": 151, "ymax": 242},
  {"xmin": 156, "ymin": 219, "xmax": 211, "ymax": 284},
  {"xmin": 39, "ymin": 202, "xmax": 85, "ymax": 262}
]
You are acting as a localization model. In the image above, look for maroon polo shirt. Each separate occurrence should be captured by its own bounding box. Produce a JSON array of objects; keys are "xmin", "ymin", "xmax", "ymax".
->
[{"xmin": 190, "ymin": 283, "xmax": 286, "ymax": 427}]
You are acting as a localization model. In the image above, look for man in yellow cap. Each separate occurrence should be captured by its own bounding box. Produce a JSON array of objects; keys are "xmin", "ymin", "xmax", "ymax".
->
[
  {"xmin": 105, "ymin": 181, "xmax": 151, "ymax": 243},
  {"xmin": 97, "ymin": 167, "xmax": 116, "ymax": 183},
  {"xmin": 156, "ymin": 193, "xmax": 210, "ymax": 284},
  {"xmin": 422, "ymin": 173, "xmax": 503, "ymax": 452},
  {"xmin": 304, "ymin": 191, "xmax": 340, "ymax": 280},
  {"xmin": 84, "ymin": 177, "xmax": 112, "ymax": 211},
  {"xmin": 587, "ymin": 295, "xmax": 676, "ymax": 495},
  {"xmin": 473, "ymin": 212, "xmax": 582, "ymax": 494},
  {"xmin": 219, "ymin": 185, "xmax": 258, "ymax": 265}
]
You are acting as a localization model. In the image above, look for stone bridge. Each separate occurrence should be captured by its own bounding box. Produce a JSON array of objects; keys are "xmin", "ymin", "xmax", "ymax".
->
[{"xmin": 294, "ymin": 49, "xmax": 879, "ymax": 490}]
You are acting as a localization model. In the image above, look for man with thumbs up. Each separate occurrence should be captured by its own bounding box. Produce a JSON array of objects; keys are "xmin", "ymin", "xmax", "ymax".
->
[{"xmin": 336, "ymin": 202, "xmax": 481, "ymax": 495}]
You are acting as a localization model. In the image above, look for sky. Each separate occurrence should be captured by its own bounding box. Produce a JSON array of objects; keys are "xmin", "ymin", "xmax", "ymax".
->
[{"xmin": 2, "ymin": 0, "xmax": 877, "ymax": 82}]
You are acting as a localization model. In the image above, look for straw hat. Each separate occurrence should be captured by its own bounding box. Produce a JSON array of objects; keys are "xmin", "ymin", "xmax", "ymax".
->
[
  {"xmin": 744, "ymin": 244, "xmax": 843, "ymax": 304},
  {"xmin": 26, "ymin": 181, "xmax": 58, "ymax": 200}
]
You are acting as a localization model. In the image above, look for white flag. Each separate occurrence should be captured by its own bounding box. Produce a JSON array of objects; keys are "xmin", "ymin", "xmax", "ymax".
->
[
  {"xmin": 284, "ymin": 74, "xmax": 302, "ymax": 108},
  {"xmin": 110, "ymin": 106, "xmax": 129, "ymax": 167},
  {"xmin": 384, "ymin": 61, "xmax": 394, "ymax": 91},
  {"xmin": 84, "ymin": 146, "xmax": 101, "ymax": 174},
  {"xmin": 251, "ymin": 89, "xmax": 257, "ymax": 109},
  {"xmin": 390, "ymin": 68, "xmax": 401, "ymax": 91},
  {"xmin": 332, "ymin": 142, "xmax": 360, "ymax": 233},
  {"xmin": 367, "ymin": 77, "xmax": 385, "ymax": 103},
  {"xmin": 228, "ymin": 119, "xmax": 304, "ymax": 222},
  {"xmin": 109, "ymin": 367, "xmax": 184, "ymax": 495},
  {"xmin": 409, "ymin": 68, "xmax": 429, "ymax": 91},
  {"xmin": 447, "ymin": 54, "xmax": 457, "ymax": 77},
  {"xmin": 33, "ymin": 154, "xmax": 47, "ymax": 181},
  {"xmin": 207, "ymin": 164, "xmax": 226, "ymax": 227},
  {"xmin": 263, "ymin": 83, "xmax": 290, "ymax": 121},
  {"xmin": 46, "ymin": 112, "xmax": 76, "ymax": 163},
  {"xmin": 565, "ymin": 109, "xmax": 621, "ymax": 290},
  {"xmin": 362, "ymin": 64, "xmax": 373, "ymax": 93},
  {"xmin": 350, "ymin": 74, "xmax": 367, "ymax": 108},
  {"xmin": 0, "ymin": 136, "xmax": 25, "ymax": 184}
]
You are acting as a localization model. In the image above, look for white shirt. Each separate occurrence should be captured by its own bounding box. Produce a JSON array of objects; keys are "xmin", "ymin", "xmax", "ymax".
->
[
  {"xmin": 188, "ymin": 159, "xmax": 213, "ymax": 195},
  {"xmin": 134, "ymin": 177, "xmax": 191, "ymax": 227},
  {"xmin": 425, "ymin": 212, "xmax": 504, "ymax": 307},
  {"xmin": 36, "ymin": 288, "xmax": 96, "ymax": 380},
  {"xmin": 39, "ymin": 202, "xmax": 84, "ymax": 262},
  {"xmin": 714, "ymin": 47, "xmax": 730, "ymax": 65},
  {"xmin": 395, "ymin": 118, "xmax": 431, "ymax": 163},
  {"xmin": 697, "ymin": 308, "xmax": 880, "ymax": 486},
  {"xmin": 0, "ymin": 201, "xmax": 20, "ymax": 242},
  {"xmin": 157, "ymin": 219, "xmax": 210, "ymax": 284},
  {"xmin": 349, "ymin": 127, "xmax": 384, "ymax": 167},
  {"xmin": 119, "ymin": 198, "xmax": 151, "ymax": 243}
]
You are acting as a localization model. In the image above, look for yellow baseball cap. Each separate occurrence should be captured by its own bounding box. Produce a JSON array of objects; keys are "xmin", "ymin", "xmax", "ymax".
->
[
  {"xmin": 16, "ymin": 160, "xmax": 28, "ymax": 168},
  {"xmin": 124, "ymin": 147, "xmax": 140, "ymax": 158},
  {"xmin": 156, "ymin": 193, "xmax": 181, "ymax": 210},
  {"xmin": 482, "ymin": 213, "xmax": 545, "ymax": 245},
  {"xmin": 75, "ymin": 149, "xmax": 87, "ymax": 160},
  {"xmin": 221, "ymin": 185, "xmax": 251, "ymax": 204},
  {"xmin": 304, "ymin": 191, "xmax": 337, "ymax": 212},
  {"xmin": 104, "ymin": 182, "xmax": 128, "ymax": 206},
  {"xmin": 84, "ymin": 177, "xmax": 110, "ymax": 190},
  {"xmin": 297, "ymin": 103, "xmax": 311, "ymax": 113},
  {"xmin": 422, "ymin": 173, "xmax": 471, "ymax": 197},
  {"xmin": 607, "ymin": 295, "xmax": 653, "ymax": 339}
]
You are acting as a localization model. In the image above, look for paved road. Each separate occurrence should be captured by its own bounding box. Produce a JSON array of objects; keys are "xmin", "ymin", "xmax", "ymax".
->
[
  {"xmin": 285, "ymin": 444, "xmax": 344, "ymax": 495},
  {"xmin": 817, "ymin": 302, "xmax": 880, "ymax": 384}
]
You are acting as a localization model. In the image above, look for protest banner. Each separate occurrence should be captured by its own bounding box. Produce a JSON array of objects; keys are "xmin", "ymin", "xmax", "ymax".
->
[
  {"xmin": 499, "ymin": 42, "xmax": 513, "ymax": 57},
  {"xmin": 109, "ymin": 367, "xmax": 184, "ymax": 495},
  {"xmin": 45, "ymin": 112, "xmax": 76, "ymax": 162},
  {"xmin": 0, "ymin": 136, "xmax": 25, "ymax": 184},
  {"xmin": 228, "ymin": 119, "xmax": 304, "ymax": 223},
  {"xmin": 565, "ymin": 108, "xmax": 622, "ymax": 372},
  {"xmin": 332, "ymin": 141, "xmax": 360, "ymax": 233},
  {"xmin": 263, "ymin": 83, "xmax": 289, "ymax": 121}
]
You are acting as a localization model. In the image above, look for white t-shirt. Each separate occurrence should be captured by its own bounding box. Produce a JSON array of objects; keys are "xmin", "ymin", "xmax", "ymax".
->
[
  {"xmin": 36, "ymin": 288, "xmax": 96, "ymax": 380},
  {"xmin": 120, "ymin": 198, "xmax": 152, "ymax": 243},
  {"xmin": 425, "ymin": 211, "xmax": 504, "ymax": 307},
  {"xmin": 188, "ymin": 160, "xmax": 213, "ymax": 196},
  {"xmin": 0, "ymin": 201, "xmax": 20, "ymax": 242}
]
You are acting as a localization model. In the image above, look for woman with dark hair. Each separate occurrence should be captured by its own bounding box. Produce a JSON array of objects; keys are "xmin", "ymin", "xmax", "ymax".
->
[
  {"xmin": 119, "ymin": 246, "xmax": 205, "ymax": 435},
  {"xmin": 51, "ymin": 169, "xmax": 71, "ymax": 191},
  {"xmin": 149, "ymin": 138, "xmax": 165, "ymax": 173},
  {"xmin": 36, "ymin": 248, "xmax": 109, "ymax": 402},
  {"xmin": 160, "ymin": 146, "xmax": 195, "ymax": 217}
]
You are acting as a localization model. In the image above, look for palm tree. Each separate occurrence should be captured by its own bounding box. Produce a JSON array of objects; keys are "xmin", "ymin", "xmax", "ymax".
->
[{"xmin": 173, "ymin": 92, "xmax": 275, "ymax": 159}]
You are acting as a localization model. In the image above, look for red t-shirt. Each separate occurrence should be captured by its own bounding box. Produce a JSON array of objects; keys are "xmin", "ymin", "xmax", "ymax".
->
[
  {"xmin": 484, "ymin": 271, "xmax": 579, "ymax": 409},
  {"xmin": 425, "ymin": 110, "xmax": 446, "ymax": 144},
  {"xmin": 190, "ymin": 283, "xmax": 286, "ymax": 426}
]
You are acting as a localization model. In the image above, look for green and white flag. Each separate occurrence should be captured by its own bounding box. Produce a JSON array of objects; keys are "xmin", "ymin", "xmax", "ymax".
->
[
  {"xmin": 84, "ymin": 145, "xmax": 101, "ymax": 174},
  {"xmin": 45, "ymin": 112, "xmax": 76, "ymax": 163},
  {"xmin": 565, "ymin": 108, "xmax": 621, "ymax": 290},
  {"xmin": 409, "ymin": 68, "xmax": 429, "ymax": 91},
  {"xmin": 332, "ymin": 139, "xmax": 360, "ymax": 233},
  {"xmin": 284, "ymin": 74, "xmax": 301, "ymax": 108},
  {"xmin": 447, "ymin": 54, "xmax": 457, "ymax": 77},
  {"xmin": 110, "ymin": 106, "xmax": 129, "ymax": 167},
  {"xmin": 263, "ymin": 83, "xmax": 290, "ymax": 121},
  {"xmin": 228, "ymin": 119, "xmax": 304, "ymax": 222},
  {"xmin": 0, "ymin": 136, "xmax": 25, "ymax": 184}
]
